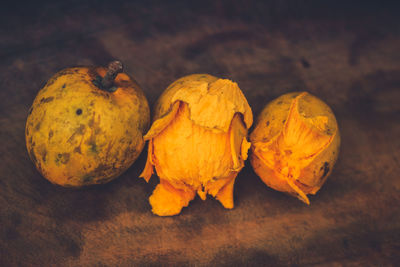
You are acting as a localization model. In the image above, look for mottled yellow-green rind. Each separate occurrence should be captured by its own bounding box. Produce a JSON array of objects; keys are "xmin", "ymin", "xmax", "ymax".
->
[{"xmin": 25, "ymin": 67, "xmax": 150, "ymax": 187}]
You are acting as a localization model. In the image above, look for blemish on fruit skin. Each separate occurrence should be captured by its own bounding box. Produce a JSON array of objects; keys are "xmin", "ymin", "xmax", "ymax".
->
[
  {"xmin": 55, "ymin": 154, "xmax": 61, "ymax": 164},
  {"xmin": 321, "ymin": 162, "xmax": 330, "ymax": 178},
  {"xmin": 62, "ymin": 83, "xmax": 66, "ymax": 89},
  {"xmin": 55, "ymin": 153, "xmax": 70, "ymax": 164},
  {"xmin": 93, "ymin": 163, "xmax": 109, "ymax": 174},
  {"xmin": 68, "ymin": 124, "xmax": 86, "ymax": 143},
  {"xmin": 40, "ymin": 97, "xmax": 54, "ymax": 103},
  {"xmin": 76, "ymin": 124, "xmax": 86, "ymax": 134},
  {"xmin": 28, "ymin": 107, "xmax": 33, "ymax": 115},
  {"xmin": 35, "ymin": 122, "xmax": 41, "ymax": 131},
  {"xmin": 123, "ymin": 146, "xmax": 137, "ymax": 160},
  {"xmin": 89, "ymin": 142, "xmax": 98, "ymax": 153},
  {"xmin": 82, "ymin": 174, "xmax": 95, "ymax": 184},
  {"xmin": 41, "ymin": 149, "xmax": 47, "ymax": 162},
  {"xmin": 325, "ymin": 128, "xmax": 332, "ymax": 135},
  {"xmin": 105, "ymin": 141, "xmax": 114, "ymax": 159},
  {"xmin": 88, "ymin": 117, "xmax": 95, "ymax": 127},
  {"xmin": 62, "ymin": 153, "xmax": 70, "ymax": 164},
  {"xmin": 76, "ymin": 109, "xmax": 82, "ymax": 115},
  {"xmin": 81, "ymin": 164, "xmax": 110, "ymax": 184},
  {"xmin": 266, "ymin": 121, "xmax": 270, "ymax": 126},
  {"xmin": 48, "ymin": 130, "xmax": 53, "ymax": 140},
  {"xmin": 73, "ymin": 146, "xmax": 82, "ymax": 154}
]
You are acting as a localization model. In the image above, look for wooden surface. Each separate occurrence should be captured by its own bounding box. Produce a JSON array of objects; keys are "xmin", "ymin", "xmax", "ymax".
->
[{"xmin": 1, "ymin": 1, "xmax": 400, "ymax": 266}]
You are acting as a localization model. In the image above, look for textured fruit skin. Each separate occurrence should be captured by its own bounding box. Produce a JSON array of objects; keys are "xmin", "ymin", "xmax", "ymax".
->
[
  {"xmin": 140, "ymin": 74, "xmax": 253, "ymax": 216},
  {"xmin": 250, "ymin": 92, "xmax": 340, "ymax": 204},
  {"xmin": 25, "ymin": 66, "xmax": 150, "ymax": 187}
]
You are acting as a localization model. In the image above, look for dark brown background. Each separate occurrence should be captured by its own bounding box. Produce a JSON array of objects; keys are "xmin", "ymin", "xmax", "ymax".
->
[{"xmin": 1, "ymin": 0, "xmax": 399, "ymax": 266}]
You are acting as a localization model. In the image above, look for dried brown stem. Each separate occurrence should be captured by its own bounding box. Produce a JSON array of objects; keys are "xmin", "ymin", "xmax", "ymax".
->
[{"xmin": 101, "ymin": 61, "xmax": 123, "ymax": 89}]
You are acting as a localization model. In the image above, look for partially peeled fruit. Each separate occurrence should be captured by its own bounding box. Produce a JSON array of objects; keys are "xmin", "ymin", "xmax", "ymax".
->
[
  {"xmin": 250, "ymin": 92, "xmax": 340, "ymax": 204},
  {"xmin": 140, "ymin": 74, "xmax": 253, "ymax": 216}
]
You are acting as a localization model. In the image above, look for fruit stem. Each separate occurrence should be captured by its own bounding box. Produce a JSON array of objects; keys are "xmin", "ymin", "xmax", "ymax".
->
[{"xmin": 101, "ymin": 61, "xmax": 123, "ymax": 89}]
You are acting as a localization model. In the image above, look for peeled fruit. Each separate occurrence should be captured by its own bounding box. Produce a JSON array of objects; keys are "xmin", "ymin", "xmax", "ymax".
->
[
  {"xmin": 140, "ymin": 74, "xmax": 253, "ymax": 216},
  {"xmin": 26, "ymin": 61, "xmax": 150, "ymax": 187},
  {"xmin": 250, "ymin": 92, "xmax": 340, "ymax": 204}
]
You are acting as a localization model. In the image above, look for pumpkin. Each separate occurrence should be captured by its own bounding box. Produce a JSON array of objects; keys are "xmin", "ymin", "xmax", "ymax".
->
[
  {"xmin": 140, "ymin": 74, "xmax": 253, "ymax": 216},
  {"xmin": 250, "ymin": 92, "xmax": 340, "ymax": 204},
  {"xmin": 25, "ymin": 61, "xmax": 150, "ymax": 187}
]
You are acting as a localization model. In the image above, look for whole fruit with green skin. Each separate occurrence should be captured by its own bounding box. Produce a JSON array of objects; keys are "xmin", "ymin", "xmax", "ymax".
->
[{"xmin": 25, "ymin": 61, "xmax": 150, "ymax": 187}]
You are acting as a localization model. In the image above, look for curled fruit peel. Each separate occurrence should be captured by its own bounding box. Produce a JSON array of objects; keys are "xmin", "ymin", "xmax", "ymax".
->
[
  {"xmin": 140, "ymin": 74, "xmax": 253, "ymax": 216},
  {"xmin": 250, "ymin": 92, "xmax": 340, "ymax": 204}
]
